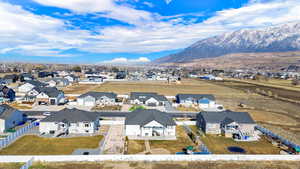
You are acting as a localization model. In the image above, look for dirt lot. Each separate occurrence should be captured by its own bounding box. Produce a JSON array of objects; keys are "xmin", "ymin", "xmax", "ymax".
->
[
  {"xmin": 1, "ymin": 161, "xmax": 300, "ymax": 169},
  {"xmin": 0, "ymin": 135, "xmax": 103, "ymax": 155}
]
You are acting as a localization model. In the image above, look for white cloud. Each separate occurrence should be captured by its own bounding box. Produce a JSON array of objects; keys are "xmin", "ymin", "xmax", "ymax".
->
[
  {"xmin": 32, "ymin": 0, "xmax": 154, "ymax": 25},
  {"xmin": 101, "ymin": 57, "xmax": 150, "ymax": 64},
  {"xmin": 1, "ymin": 0, "xmax": 300, "ymax": 58},
  {"xmin": 165, "ymin": 0, "xmax": 173, "ymax": 4}
]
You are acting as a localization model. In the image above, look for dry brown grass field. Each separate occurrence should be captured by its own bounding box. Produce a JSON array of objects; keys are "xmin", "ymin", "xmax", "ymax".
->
[
  {"xmin": 127, "ymin": 140, "xmax": 145, "ymax": 154},
  {"xmin": 1, "ymin": 161, "xmax": 300, "ymax": 169},
  {"xmin": 0, "ymin": 135, "xmax": 103, "ymax": 155},
  {"xmin": 62, "ymin": 83, "xmax": 102, "ymax": 94}
]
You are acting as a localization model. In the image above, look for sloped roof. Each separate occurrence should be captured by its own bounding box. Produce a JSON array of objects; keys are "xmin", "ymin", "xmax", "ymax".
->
[
  {"xmin": 130, "ymin": 92, "xmax": 168, "ymax": 102},
  {"xmin": 125, "ymin": 109, "xmax": 176, "ymax": 127},
  {"xmin": 41, "ymin": 108, "xmax": 99, "ymax": 123},
  {"xmin": 0, "ymin": 104, "xmax": 19, "ymax": 119},
  {"xmin": 39, "ymin": 87, "xmax": 62, "ymax": 97},
  {"xmin": 25, "ymin": 80, "xmax": 47, "ymax": 87},
  {"xmin": 199, "ymin": 110, "xmax": 255, "ymax": 124},
  {"xmin": 78, "ymin": 92, "xmax": 117, "ymax": 99},
  {"xmin": 176, "ymin": 94, "xmax": 215, "ymax": 101}
]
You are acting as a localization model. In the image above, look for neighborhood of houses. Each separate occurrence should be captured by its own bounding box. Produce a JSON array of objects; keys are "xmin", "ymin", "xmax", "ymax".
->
[{"xmin": 0, "ymin": 68, "xmax": 300, "ymax": 156}]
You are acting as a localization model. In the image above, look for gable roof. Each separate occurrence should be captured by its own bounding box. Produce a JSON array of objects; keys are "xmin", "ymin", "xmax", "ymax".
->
[
  {"xmin": 125, "ymin": 109, "xmax": 176, "ymax": 127},
  {"xmin": 198, "ymin": 110, "xmax": 255, "ymax": 124},
  {"xmin": 25, "ymin": 80, "xmax": 47, "ymax": 87},
  {"xmin": 130, "ymin": 92, "xmax": 168, "ymax": 102},
  {"xmin": 40, "ymin": 108, "xmax": 99, "ymax": 123},
  {"xmin": 0, "ymin": 104, "xmax": 20, "ymax": 119},
  {"xmin": 78, "ymin": 92, "xmax": 117, "ymax": 99},
  {"xmin": 176, "ymin": 94, "xmax": 215, "ymax": 101},
  {"xmin": 38, "ymin": 87, "xmax": 62, "ymax": 97}
]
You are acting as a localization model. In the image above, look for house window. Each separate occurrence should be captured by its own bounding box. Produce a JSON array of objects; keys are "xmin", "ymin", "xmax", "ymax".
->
[{"xmin": 85, "ymin": 123, "xmax": 90, "ymax": 127}]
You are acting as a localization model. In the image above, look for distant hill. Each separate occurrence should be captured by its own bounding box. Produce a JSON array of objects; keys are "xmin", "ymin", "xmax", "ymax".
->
[{"xmin": 154, "ymin": 22, "xmax": 300, "ymax": 68}]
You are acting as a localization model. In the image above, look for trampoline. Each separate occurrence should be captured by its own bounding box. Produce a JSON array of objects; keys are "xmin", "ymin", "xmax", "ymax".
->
[{"xmin": 227, "ymin": 146, "xmax": 246, "ymax": 153}]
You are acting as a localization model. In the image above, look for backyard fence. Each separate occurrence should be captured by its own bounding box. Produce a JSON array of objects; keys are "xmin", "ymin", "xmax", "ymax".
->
[
  {"xmin": 20, "ymin": 157, "xmax": 34, "ymax": 169},
  {"xmin": 0, "ymin": 122, "xmax": 38, "ymax": 149},
  {"xmin": 255, "ymin": 125, "xmax": 300, "ymax": 151}
]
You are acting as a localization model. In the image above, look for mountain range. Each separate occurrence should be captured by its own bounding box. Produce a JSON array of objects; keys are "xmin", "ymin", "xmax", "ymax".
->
[{"xmin": 154, "ymin": 22, "xmax": 300, "ymax": 69}]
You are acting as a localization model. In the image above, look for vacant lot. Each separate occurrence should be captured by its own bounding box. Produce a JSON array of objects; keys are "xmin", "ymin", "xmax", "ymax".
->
[
  {"xmin": 1, "ymin": 161, "xmax": 300, "ymax": 169},
  {"xmin": 62, "ymin": 84, "xmax": 102, "ymax": 94},
  {"xmin": 127, "ymin": 140, "xmax": 145, "ymax": 154},
  {"xmin": 149, "ymin": 126, "xmax": 195, "ymax": 154},
  {"xmin": 0, "ymin": 135, "xmax": 103, "ymax": 155},
  {"xmin": 201, "ymin": 135, "xmax": 280, "ymax": 154}
]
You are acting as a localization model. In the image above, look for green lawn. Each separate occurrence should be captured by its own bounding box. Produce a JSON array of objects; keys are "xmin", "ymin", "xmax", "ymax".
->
[{"xmin": 0, "ymin": 135, "xmax": 103, "ymax": 155}]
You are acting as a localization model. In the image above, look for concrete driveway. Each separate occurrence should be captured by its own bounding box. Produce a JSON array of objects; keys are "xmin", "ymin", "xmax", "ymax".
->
[{"xmin": 100, "ymin": 122, "xmax": 125, "ymax": 154}]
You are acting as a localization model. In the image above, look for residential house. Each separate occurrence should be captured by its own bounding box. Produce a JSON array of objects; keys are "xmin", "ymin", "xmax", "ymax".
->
[
  {"xmin": 125, "ymin": 109, "xmax": 176, "ymax": 138},
  {"xmin": 35, "ymin": 87, "xmax": 65, "ymax": 105},
  {"xmin": 45, "ymin": 78, "xmax": 70, "ymax": 87},
  {"xmin": 18, "ymin": 80, "xmax": 47, "ymax": 94},
  {"xmin": 0, "ymin": 85, "xmax": 15, "ymax": 102},
  {"xmin": 196, "ymin": 111, "xmax": 256, "ymax": 139},
  {"xmin": 2, "ymin": 74, "xmax": 18, "ymax": 84},
  {"xmin": 176, "ymin": 94, "xmax": 216, "ymax": 108},
  {"xmin": 0, "ymin": 104, "xmax": 24, "ymax": 133},
  {"xmin": 39, "ymin": 108, "xmax": 100, "ymax": 135},
  {"xmin": 64, "ymin": 74, "xmax": 79, "ymax": 83},
  {"xmin": 77, "ymin": 92, "xmax": 117, "ymax": 107},
  {"xmin": 38, "ymin": 72, "xmax": 58, "ymax": 78},
  {"xmin": 19, "ymin": 73, "xmax": 34, "ymax": 82},
  {"xmin": 129, "ymin": 92, "xmax": 169, "ymax": 106}
]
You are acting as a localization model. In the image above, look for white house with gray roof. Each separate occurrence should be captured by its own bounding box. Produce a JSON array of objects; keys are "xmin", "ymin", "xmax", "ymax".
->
[
  {"xmin": 176, "ymin": 94, "xmax": 219, "ymax": 109},
  {"xmin": 0, "ymin": 105, "xmax": 24, "ymax": 133},
  {"xmin": 196, "ymin": 111, "xmax": 256, "ymax": 139},
  {"xmin": 39, "ymin": 108, "xmax": 100, "ymax": 135},
  {"xmin": 129, "ymin": 92, "xmax": 169, "ymax": 107},
  {"xmin": 35, "ymin": 87, "xmax": 65, "ymax": 105},
  {"xmin": 77, "ymin": 92, "xmax": 117, "ymax": 107},
  {"xmin": 125, "ymin": 109, "xmax": 176, "ymax": 139},
  {"xmin": 18, "ymin": 80, "xmax": 47, "ymax": 94}
]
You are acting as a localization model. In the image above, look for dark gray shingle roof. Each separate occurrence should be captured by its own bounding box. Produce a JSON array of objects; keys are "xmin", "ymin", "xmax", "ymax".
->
[
  {"xmin": 176, "ymin": 94, "xmax": 215, "ymax": 101},
  {"xmin": 0, "ymin": 104, "xmax": 19, "ymax": 119},
  {"xmin": 78, "ymin": 92, "xmax": 117, "ymax": 99},
  {"xmin": 125, "ymin": 109, "xmax": 176, "ymax": 127},
  {"xmin": 41, "ymin": 108, "xmax": 99, "ymax": 123},
  {"xmin": 25, "ymin": 80, "xmax": 46, "ymax": 87},
  {"xmin": 199, "ymin": 110, "xmax": 255, "ymax": 124},
  {"xmin": 130, "ymin": 92, "xmax": 168, "ymax": 102}
]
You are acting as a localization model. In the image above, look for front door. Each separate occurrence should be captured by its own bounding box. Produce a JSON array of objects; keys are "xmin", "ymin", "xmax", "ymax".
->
[{"xmin": 50, "ymin": 99, "xmax": 56, "ymax": 105}]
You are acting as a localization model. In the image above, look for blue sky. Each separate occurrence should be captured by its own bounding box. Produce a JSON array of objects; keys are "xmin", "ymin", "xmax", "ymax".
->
[{"xmin": 0, "ymin": 0, "xmax": 300, "ymax": 64}]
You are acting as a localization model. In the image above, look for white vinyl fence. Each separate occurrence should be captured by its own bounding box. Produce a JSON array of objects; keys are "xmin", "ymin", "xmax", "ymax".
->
[
  {"xmin": 0, "ymin": 155, "xmax": 300, "ymax": 163},
  {"xmin": 0, "ymin": 122, "xmax": 37, "ymax": 149},
  {"xmin": 20, "ymin": 157, "xmax": 34, "ymax": 169}
]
